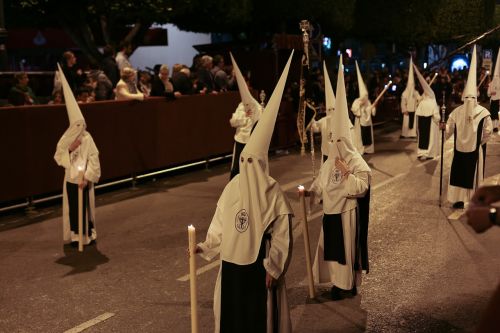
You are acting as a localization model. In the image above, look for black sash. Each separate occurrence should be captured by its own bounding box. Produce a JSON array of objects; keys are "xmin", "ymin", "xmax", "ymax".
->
[
  {"xmin": 361, "ymin": 125, "xmax": 372, "ymax": 146},
  {"xmin": 408, "ymin": 111, "xmax": 415, "ymax": 129},
  {"xmin": 66, "ymin": 182, "xmax": 94, "ymax": 236},
  {"xmin": 323, "ymin": 213, "xmax": 346, "ymax": 264},
  {"xmin": 355, "ymin": 187, "xmax": 370, "ymax": 273},
  {"xmin": 417, "ymin": 115, "xmax": 431, "ymax": 150},
  {"xmin": 220, "ymin": 237, "xmax": 267, "ymax": 333},
  {"xmin": 490, "ymin": 100, "xmax": 499, "ymax": 120},
  {"xmin": 450, "ymin": 118, "xmax": 485, "ymax": 189}
]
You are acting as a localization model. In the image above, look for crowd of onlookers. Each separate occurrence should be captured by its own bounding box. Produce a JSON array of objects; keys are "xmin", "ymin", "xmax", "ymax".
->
[
  {"xmin": 4, "ymin": 44, "xmax": 493, "ymax": 110},
  {"xmin": 5, "ymin": 42, "xmax": 239, "ymax": 107}
]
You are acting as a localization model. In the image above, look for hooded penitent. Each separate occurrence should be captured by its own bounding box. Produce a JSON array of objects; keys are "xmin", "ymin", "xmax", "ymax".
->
[
  {"xmin": 454, "ymin": 45, "xmax": 490, "ymax": 152},
  {"xmin": 355, "ymin": 60, "xmax": 368, "ymax": 99},
  {"xmin": 230, "ymin": 52, "xmax": 262, "ymax": 121},
  {"xmin": 413, "ymin": 63, "xmax": 438, "ymax": 116},
  {"xmin": 319, "ymin": 55, "xmax": 369, "ymax": 214},
  {"xmin": 218, "ymin": 51, "xmax": 295, "ymax": 265},
  {"xmin": 56, "ymin": 63, "xmax": 88, "ymax": 179}
]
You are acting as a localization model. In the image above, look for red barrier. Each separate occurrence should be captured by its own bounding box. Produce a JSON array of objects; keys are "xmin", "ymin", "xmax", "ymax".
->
[{"xmin": 0, "ymin": 93, "xmax": 298, "ymax": 205}]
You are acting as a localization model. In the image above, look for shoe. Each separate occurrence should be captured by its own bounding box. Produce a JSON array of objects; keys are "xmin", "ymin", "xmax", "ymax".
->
[
  {"xmin": 452, "ymin": 201, "xmax": 464, "ymax": 209},
  {"xmin": 351, "ymin": 286, "xmax": 357, "ymax": 296},
  {"xmin": 494, "ymin": 128, "xmax": 499, "ymax": 133},
  {"xmin": 331, "ymin": 286, "xmax": 343, "ymax": 300},
  {"xmin": 70, "ymin": 241, "xmax": 78, "ymax": 248}
]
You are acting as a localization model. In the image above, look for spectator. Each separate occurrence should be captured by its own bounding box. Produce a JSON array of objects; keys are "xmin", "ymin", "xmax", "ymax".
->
[
  {"xmin": 172, "ymin": 64, "xmax": 193, "ymax": 95},
  {"xmin": 8, "ymin": 72, "xmax": 37, "ymax": 106},
  {"xmin": 211, "ymin": 55, "xmax": 234, "ymax": 92},
  {"xmin": 48, "ymin": 91, "xmax": 64, "ymax": 105},
  {"xmin": 149, "ymin": 65, "xmax": 172, "ymax": 97},
  {"xmin": 196, "ymin": 55, "xmax": 216, "ymax": 94},
  {"xmin": 61, "ymin": 51, "xmax": 85, "ymax": 94},
  {"xmin": 101, "ymin": 45, "xmax": 120, "ymax": 86},
  {"xmin": 76, "ymin": 86, "xmax": 94, "ymax": 103},
  {"xmin": 88, "ymin": 69, "xmax": 113, "ymax": 101},
  {"xmin": 115, "ymin": 41, "xmax": 133, "ymax": 71},
  {"xmin": 138, "ymin": 71, "xmax": 152, "ymax": 97},
  {"xmin": 115, "ymin": 67, "xmax": 144, "ymax": 101}
]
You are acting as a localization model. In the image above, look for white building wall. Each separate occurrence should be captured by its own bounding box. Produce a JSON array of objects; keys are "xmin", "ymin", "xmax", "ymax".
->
[{"xmin": 129, "ymin": 24, "xmax": 211, "ymax": 74}]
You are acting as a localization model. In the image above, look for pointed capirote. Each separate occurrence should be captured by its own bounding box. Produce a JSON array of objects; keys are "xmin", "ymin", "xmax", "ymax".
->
[
  {"xmin": 230, "ymin": 52, "xmax": 258, "ymax": 106},
  {"xmin": 331, "ymin": 55, "xmax": 353, "ymax": 143},
  {"xmin": 355, "ymin": 60, "xmax": 368, "ymax": 98},
  {"xmin": 57, "ymin": 63, "xmax": 85, "ymax": 125},
  {"xmin": 463, "ymin": 45, "xmax": 478, "ymax": 98},
  {"xmin": 323, "ymin": 61, "xmax": 336, "ymax": 114}
]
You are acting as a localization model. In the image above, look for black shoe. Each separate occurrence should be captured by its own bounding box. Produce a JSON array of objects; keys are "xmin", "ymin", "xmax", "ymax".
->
[
  {"xmin": 331, "ymin": 286, "xmax": 343, "ymax": 300},
  {"xmin": 70, "ymin": 241, "xmax": 78, "ymax": 248},
  {"xmin": 351, "ymin": 286, "xmax": 357, "ymax": 296},
  {"xmin": 452, "ymin": 201, "xmax": 464, "ymax": 209},
  {"xmin": 494, "ymin": 128, "xmax": 499, "ymax": 133}
]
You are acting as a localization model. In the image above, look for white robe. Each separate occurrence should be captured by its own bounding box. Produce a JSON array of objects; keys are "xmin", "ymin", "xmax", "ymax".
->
[
  {"xmin": 416, "ymin": 98, "xmax": 441, "ymax": 158},
  {"xmin": 400, "ymin": 89, "xmax": 420, "ymax": 138},
  {"xmin": 445, "ymin": 105, "xmax": 492, "ymax": 204},
  {"xmin": 198, "ymin": 208, "xmax": 292, "ymax": 333},
  {"xmin": 351, "ymin": 98, "xmax": 376, "ymax": 154},
  {"xmin": 54, "ymin": 132, "xmax": 100, "ymax": 243},
  {"xmin": 229, "ymin": 101, "xmax": 263, "ymax": 144},
  {"xmin": 309, "ymin": 152, "xmax": 370, "ymax": 290},
  {"xmin": 311, "ymin": 115, "xmax": 332, "ymax": 158}
]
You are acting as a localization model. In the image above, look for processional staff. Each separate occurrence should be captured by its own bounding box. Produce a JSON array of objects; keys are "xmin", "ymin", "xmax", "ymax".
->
[
  {"xmin": 297, "ymin": 20, "xmax": 311, "ymax": 157},
  {"xmin": 439, "ymin": 91, "xmax": 446, "ymax": 207}
]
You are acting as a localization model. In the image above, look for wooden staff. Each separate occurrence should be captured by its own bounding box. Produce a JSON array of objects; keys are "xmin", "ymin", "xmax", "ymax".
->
[
  {"xmin": 439, "ymin": 92, "xmax": 446, "ymax": 207},
  {"xmin": 428, "ymin": 72, "xmax": 439, "ymax": 86},
  {"xmin": 478, "ymin": 71, "xmax": 490, "ymax": 89},
  {"xmin": 298, "ymin": 185, "xmax": 315, "ymax": 299},
  {"xmin": 372, "ymin": 80, "xmax": 393, "ymax": 108},
  {"xmin": 78, "ymin": 170, "xmax": 84, "ymax": 252},
  {"xmin": 188, "ymin": 225, "xmax": 199, "ymax": 333}
]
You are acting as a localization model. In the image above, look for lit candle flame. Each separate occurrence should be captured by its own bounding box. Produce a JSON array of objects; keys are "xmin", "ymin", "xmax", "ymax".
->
[{"xmin": 298, "ymin": 185, "xmax": 305, "ymax": 192}]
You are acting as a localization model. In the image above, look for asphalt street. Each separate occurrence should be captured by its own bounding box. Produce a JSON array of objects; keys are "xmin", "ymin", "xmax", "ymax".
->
[{"xmin": 1, "ymin": 121, "xmax": 499, "ymax": 333}]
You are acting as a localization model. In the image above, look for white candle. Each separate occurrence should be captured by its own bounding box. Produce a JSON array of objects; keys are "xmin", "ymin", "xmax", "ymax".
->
[
  {"xmin": 298, "ymin": 186, "xmax": 315, "ymax": 298},
  {"xmin": 188, "ymin": 225, "xmax": 199, "ymax": 333},
  {"xmin": 77, "ymin": 170, "xmax": 84, "ymax": 252}
]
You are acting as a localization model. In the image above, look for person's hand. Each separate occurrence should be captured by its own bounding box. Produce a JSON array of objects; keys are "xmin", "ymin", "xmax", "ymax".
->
[
  {"xmin": 466, "ymin": 205, "xmax": 494, "ymax": 233},
  {"xmin": 403, "ymin": 112, "xmax": 408, "ymax": 115},
  {"xmin": 79, "ymin": 178, "xmax": 88, "ymax": 189},
  {"xmin": 187, "ymin": 245, "xmax": 203, "ymax": 257},
  {"xmin": 439, "ymin": 122, "xmax": 446, "ymax": 130},
  {"xmin": 245, "ymin": 109, "xmax": 253, "ymax": 117},
  {"xmin": 69, "ymin": 138, "xmax": 81, "ymax": 152},
  {"xmin": 174, "ymin": 91, "xmax": 182, "ymax": 97},
  {"xmin": 335, "ymin": 157, "xmax": 350, "ymax": 177},
  {"xmin": 471, "ymin": 186, "xmax": 500, "ymax": 205},
  {"xmin": 266, "ymin": 272, "xmax": 276, "ymax": 289}
]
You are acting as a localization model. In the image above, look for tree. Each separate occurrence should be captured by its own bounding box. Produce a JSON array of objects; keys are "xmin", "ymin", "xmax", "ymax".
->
[{"xmin": 6, "ymin": 0, "xmax": 175, "ymax": 64}]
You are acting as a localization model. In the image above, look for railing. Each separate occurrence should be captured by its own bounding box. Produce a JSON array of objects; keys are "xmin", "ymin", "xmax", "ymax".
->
[{"xmin": 0, "ymin": 92, "xmax": 298, "ymax": 209}]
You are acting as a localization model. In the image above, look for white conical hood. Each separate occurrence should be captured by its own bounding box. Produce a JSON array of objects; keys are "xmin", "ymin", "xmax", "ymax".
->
[
  {"xmin": 489, "ymin": 47, "xmax": 500, "ymax": 96},
  {"xmin": 222, "ymin": 51, "xmax": 294, "ymax": 266},
  {"xmin": 57, "ymin": 63, "xmax": 85, "ymax": 125},
  {"xmin": 463, "ymin": 45, "xmax": 477, "ymax": 99},
  {"xmin": 355, "ymin": 60, "xmax": 368, "ymax": 98},
  {"xmin": 230, "ymin": 52, "xmax": 258, "ymax": 106},
  {"xmin": 241, "ymin": 51, "xmax": 294, "ymax": 158},
  {"xmin": 413, "ymin": 63, "xmax": 435, "ymax": 99},
  {"xmin": 331, "ymin": 55, "xmax": 353, "ymax": 144},
  {"xmin": 403, "ymin": 58, "xmax": 415, "ymax": 97},
  {"xmin": 493, "ymin": 47, "xmax": 500, "ymax": 79},
  {"xmin": 323, "ymin": 61, "xmax": 336, "ymax": 115}
]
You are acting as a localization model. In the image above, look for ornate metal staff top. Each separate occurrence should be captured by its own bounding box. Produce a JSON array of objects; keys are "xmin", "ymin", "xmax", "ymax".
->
[{"xmin": 297, "ymin": 20, "xmax": 311, "ymax": 156}]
